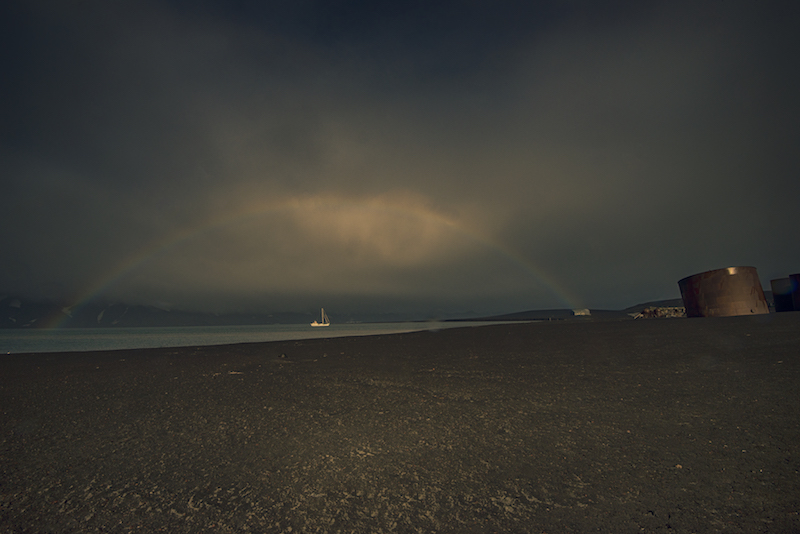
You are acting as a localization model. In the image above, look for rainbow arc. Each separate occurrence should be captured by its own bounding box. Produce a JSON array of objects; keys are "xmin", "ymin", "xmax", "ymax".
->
[{"xmin": 47, "ymin": 194, "xmax": 582, "ymax": 328}]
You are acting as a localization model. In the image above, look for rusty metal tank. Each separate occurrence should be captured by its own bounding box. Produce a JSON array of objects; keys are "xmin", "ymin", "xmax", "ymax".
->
[
  {"xmin": 678, "ymin": 266, "xmax": 769, "ymax": 318},
  {"xmin": 791, "ymin": 273, "xmax": 800, "ymax": 311},
  {"xmin": 771, "ymin": 277, "xmax": 796, "ymax": 312}
]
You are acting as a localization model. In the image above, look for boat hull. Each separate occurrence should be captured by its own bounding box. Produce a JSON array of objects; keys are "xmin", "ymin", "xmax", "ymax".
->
[{"xmin": 310, "ymin": 308, "xmax": 330, "ymax": 327}]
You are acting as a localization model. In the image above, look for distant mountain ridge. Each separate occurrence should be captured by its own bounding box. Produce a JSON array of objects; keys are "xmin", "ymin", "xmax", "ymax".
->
[
  {"xmin": 0, "ymin": 296, "xmax": 306, "ymax": 329},
  {"xmin": 0, "ymin": 295, "xmax": 455, "ymax": 328},
  {"xmin": 463, "ymin": 308, "xmax": 634, "ymax": 322}
]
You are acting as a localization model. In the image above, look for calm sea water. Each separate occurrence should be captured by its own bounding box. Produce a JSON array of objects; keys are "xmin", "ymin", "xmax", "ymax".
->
[{"xmin": 0, "ymin": 322, "xmax": 507, "ymax": 354}]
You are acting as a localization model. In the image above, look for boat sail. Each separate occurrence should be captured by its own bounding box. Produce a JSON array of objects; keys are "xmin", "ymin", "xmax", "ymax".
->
[{"xmin": 310, "ymin": 308, "xmax": 330, "ymax": 327}]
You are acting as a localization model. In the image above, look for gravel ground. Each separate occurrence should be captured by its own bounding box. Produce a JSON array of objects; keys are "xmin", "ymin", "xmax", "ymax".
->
[{"xmin": 2, "ymin": 313, "xmax": 799, "ymax": 533}]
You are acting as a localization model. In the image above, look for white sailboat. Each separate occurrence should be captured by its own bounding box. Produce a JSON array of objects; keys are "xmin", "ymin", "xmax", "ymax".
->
[{"xmin": 310, "ymin": 308, "xmax": 330, "ymax": 327}]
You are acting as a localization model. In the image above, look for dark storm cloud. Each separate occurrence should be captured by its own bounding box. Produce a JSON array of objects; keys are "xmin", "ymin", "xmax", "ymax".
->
[{"xmin": 1, "ymin": 0, "xmax": 798, "ymax": 315}]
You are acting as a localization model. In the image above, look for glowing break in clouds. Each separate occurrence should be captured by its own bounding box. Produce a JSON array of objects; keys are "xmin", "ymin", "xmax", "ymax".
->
[{"xmin": 60, "ymin": 191, "xmax": 581, "ymax": 315}]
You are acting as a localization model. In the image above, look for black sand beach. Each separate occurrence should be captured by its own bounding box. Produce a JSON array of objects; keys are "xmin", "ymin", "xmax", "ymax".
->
[{"xmin": 2, "ymin": 314, "xmax": 799, "ymax": 533}]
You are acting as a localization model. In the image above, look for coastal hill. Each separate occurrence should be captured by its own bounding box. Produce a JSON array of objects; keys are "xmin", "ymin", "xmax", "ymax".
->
[{"xmin": 453, "ymin": 298, "xmax": 685, "ymax": 323}]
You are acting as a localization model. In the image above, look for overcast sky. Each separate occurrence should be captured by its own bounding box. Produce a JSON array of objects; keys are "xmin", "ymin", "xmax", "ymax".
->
[{"xmin": 2, "ymin": 0, "xmax": 798, "ymax": 316}]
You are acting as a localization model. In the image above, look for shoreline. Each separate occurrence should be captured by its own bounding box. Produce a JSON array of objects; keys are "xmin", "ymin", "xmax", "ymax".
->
[
  {"xmin": 2, "ymin": 314, "xmax": 799, "ymax": 532},
  {"xmin": 1, "ymin": 320, "xmax": 524, "ymax": 355}
]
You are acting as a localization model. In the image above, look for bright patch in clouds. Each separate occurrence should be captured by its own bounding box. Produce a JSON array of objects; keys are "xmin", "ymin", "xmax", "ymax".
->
[{"xmin": 118, "ymin": 192, "xmax": 514, "ymax": 302}]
